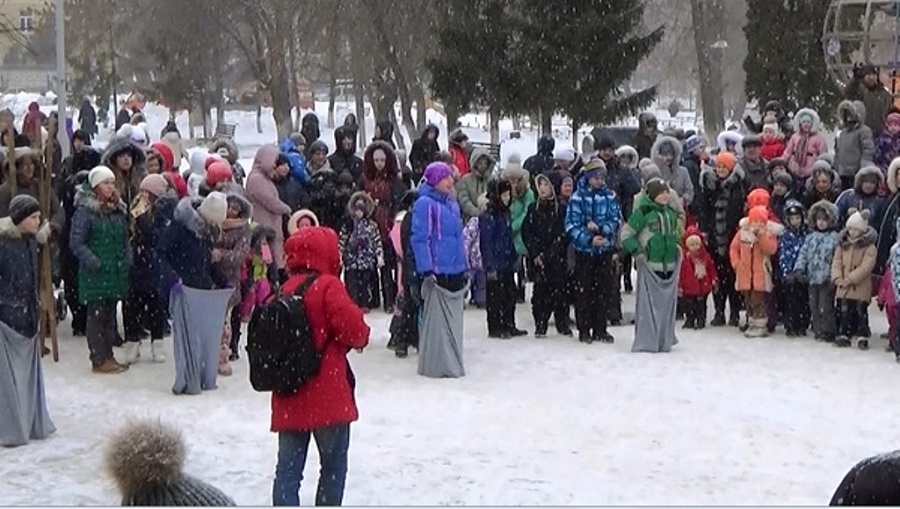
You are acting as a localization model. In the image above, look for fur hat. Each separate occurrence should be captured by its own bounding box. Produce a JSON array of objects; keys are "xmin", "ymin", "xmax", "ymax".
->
[
  {"xmin": 309, "ymin": 140, "xmax": 329, "ymax": 155},
  {"xmin": 749, "ymin": 205, "xmax": 769, "ymax": 224},
  {"xmin": 140, "ymin": 174, "xmax": 169, "ymax": 199},
  {"xmin": 594, "ymin": 136, "xmax": 616, "ymax": 152},
  {"xmin": 198, "ymin": 191, "xmax": 228, "ymax": 227},
  {"xmin": 684, "ymin": 134, "xmax": 705, "ymax": 154},
  {"xmin": 742, "ymin": 134, "xmax": 761, "ymax": 148},
  {"xmin": 105, "ymin": 420, "xmax": 235, "ymax": 506},
  {"xmin": 846, "ymin": 209, "xmax": 871, "ymax": 232},
  {"xmin": 768, "ymin": 158, "xmax": 788, "ymax": 172},
  {"xmin": 811, "ymin": 159, "xmax": 833, "ymax": 174},
  {"xmin": 772, "ymin": 170, "xmax": 793, "ymax": 189},
  {"xmin": 638, "ymin": 157, "xmax": 661, "ymax": 182},
  {"xmin": 287, "ymin": 209, "xmax": 320, "ymax": 235},
  {"xmin": 9, "ymin": 194, "xmax": 39, "ymax": 225},
  {"xmin": 88, "ymin": 166, "xmax": 116, "ymax": 189},
  {"xmin": 645, "ymin": 177, "xmax": 669, "ymax": 201}
]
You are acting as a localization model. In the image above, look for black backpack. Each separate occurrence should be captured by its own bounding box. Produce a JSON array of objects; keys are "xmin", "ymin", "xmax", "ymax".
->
[{"xmin": 246, "ymin": 273, "xmax": 321, "ymax": 394}]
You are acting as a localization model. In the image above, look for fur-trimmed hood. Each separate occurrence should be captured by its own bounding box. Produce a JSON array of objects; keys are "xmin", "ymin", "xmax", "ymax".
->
[
  {"xmin": 839, "ymin": 225, "xmax": 878, "ymax": 247},
  {"xmin": 346, "ymin": 191, "xmax": 375, "ymax": 217},
  {"xmin": 793, "ymin": 108, "xmax": 822, "ymax": 134},
  {"xmin": 173, "ymin": 196, "xmax": 215, "ymax": 238},
  {"xmin": 839, "ymin": 100, "xmax": 866, "ymax": 128},
  {"xmin": 614, "ymin": 145, "xmax": 639, "ymax": 169},
  {"xmin": 222, "ymin": 193, "xmax": 252, "ymax": 231},
  {"xmin": 250, "ymin": 222, "xmax": 276, "ymax": 248},
  {"xmin": 716, "ymin": 131, "xmax": 744, "ymax": 155},
  {"xmin": 700, "ymin": 163, "xmax": 746, "ymax": 190},
  {"xmin": 888, "ymin": 157, "xmax": 900, "ymax": 194},
  {"xmin": 363, "ymin": 140, "xmax": 399, "ymax": 180},
  {"xmin": 468, "ymin": 146, "xmax": 495, "ymax": 174},
  {"xmin": 808, "ymin": 199, "xmax": 840, "ymax": 227},
  {"xmin": 738, "ymin": 216, "xmax": 785, "ymax": 237},
  {"xmin": 101, "ymin": 137, "xmax": 146, "ymax": 169},
  {"xmin": 806, "ymin": 164, "xmax": 841, "ymax": 192},
  {"xmin": 0, "ymin": 216, "xmax": 22, "ymax": 239},
  {"xmin": 210, "ymin": 138, "xmax": 239, "ymax": 164},
  {"xmin": 650, "ymin": 135, "xmax": 683, "ymax": 169},
  {"xmin": 854, "ymin": 165, "xmax": 885, "ymax": 192}
]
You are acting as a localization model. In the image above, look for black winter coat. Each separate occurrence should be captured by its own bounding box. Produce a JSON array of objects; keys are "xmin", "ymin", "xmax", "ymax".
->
[
  {"xmin": 522, "ymin": 198, "xmax": 568, "ymax": 282},
  {"xmin": 523, "ymin": 135, "xmax": 556, "ymax": 177},
  {"xmin": 0, "ymin": 218, "xmax": 39, "ymax": 337},
  {"xmin": 157, "ymin": 198, "xmax": 227, "ymax": 291},
  {"xmin": 698, "ymin": 167, "xmax": 747, "ymax": 258},
  {"xmin": 830, "ymin": 451, "xmax": 900, "ymax": 505},
  {"xmin": 479, "ymin": 206, "xmax": 516, "ymax": 273},
  {"xmin": 307, "ymin": 170, "xmax": 344, "ymax": 232},
  {"xmin": 409, "ymin": 124, "xmax": 441, "ymax": 176}
]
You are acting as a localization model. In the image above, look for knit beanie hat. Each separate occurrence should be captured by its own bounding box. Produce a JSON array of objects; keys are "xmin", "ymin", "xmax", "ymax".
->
[
  {"xmin": 768, "ymin": 158, "xmax": 788, "ymax": 172},
  {"xmin": 309, "ymin": 140, "xmax": 329, "ymax": 155},
  {"xmin": 749, "ymin": 205, "xmax": 769, "ymax": 224},
  {"xmin": 594, "ymin": 136, "xmax": 616, "ymax": 152},
  {"xmin": 772, "ymin": 170, "xmax": 793, "ymax": 189},
  {"xmin": 9, "ymin": 194, "xmax": 39, "ymax": 225},
  {"xmin": 846, "ymin": 209, "xmax": 871, "ymax": 232},
  {"xmin": 502, "ymin": 153, "xmax": 525, "ymax": 179},
  {"xmin": 105, "ymin": 420, "xmax": 235, "ymax": 506},
  {"xmin": 289, "ymin": 132, "xmax": 307, "ymax": 147},
  {"xmin": 449, "ymin": 128, "xmax": 468, "ymax": 144},
  {"xmin": 89, "ymin": 166, "xmax": 116, "ymax": 189},
  {"xmin": 424, "ymin": 162, "xmax": 453, "ymax": 186},
  {"xmin": 684, "ymin": 134, "xmax": 705, "ymax": 154},
  {"xmin": 198, "ymin": 191, "xmax": 228, "ymax": 227},
  {"xmin": 581, "ymin": 158, "xmax": 607, "ymax": 181},
  {"xmin": 742, "ymin": 134, "xmax": 761, "ymax": 148},
  {"xmin": 645, "ymin": 177, "xmax": 669, "ymax": 201},
  {"xmin": 140, "ymin": 174, "xmax": 169, "ymax": 199},
  {"xmin": 762, "ymin": 120, "xmax": 779, "ymax": 135},
  {"xmin": 747, "ymin": 188, "xmax": 771, "ymax": 209},
  {"xmin": 205, "ymin": 161, "xmax": 233, "ymax": 187},
  {"xmin": 811, "ymin": 159, "xmax": 833, "ymax": 174},
  {"xmin": 715, "ymin": 152, "xmax": 737, "ymax": 171}
]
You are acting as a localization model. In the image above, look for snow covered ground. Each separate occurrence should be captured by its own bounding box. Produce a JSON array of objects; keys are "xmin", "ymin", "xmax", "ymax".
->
[
  {"xmin": 0, "ymin": 93, "xmax": 892, "ymax": 505},
  {"xmin": 2, "ymin": 295, "xmax": 900, "ymax": 505}
]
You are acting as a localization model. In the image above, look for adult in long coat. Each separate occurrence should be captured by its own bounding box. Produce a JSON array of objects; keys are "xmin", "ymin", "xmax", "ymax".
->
[
  {"xmin": 329, "ymin": 127, "xmax": 363, "ymax": 185},
  {"xmin": 78, "ymin": 99, "xmax": 97, "ymax": 139},
  {"xmin": 272, "ymin": 226, "xmax": 370, "ymax": 506},
  {"xmin": 409, "ymin": 124, "xmax": 441, "ymax": 180},
  {"xmin": 245, "ymin": 145, "xmax": 291, "ymax": 270}
]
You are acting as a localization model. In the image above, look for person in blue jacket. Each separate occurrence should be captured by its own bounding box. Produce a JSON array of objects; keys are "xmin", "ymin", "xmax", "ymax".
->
[
  {"xmin": 280, "ymin": 133, "xmax": 310, "ymax": 185},
  {"xmin": 411, "ymin": 162, "xmax": 467, "ymax": 291},
  {"xmin": 479, "ymin": 179, "xmax": 526, "ymax": 339},
  {"xmin": 564, "ymin": 159, "xmax": 623, "ymax": 344}
]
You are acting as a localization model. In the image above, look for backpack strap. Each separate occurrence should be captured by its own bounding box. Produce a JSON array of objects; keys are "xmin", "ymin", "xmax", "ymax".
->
[{"xmin": 289, "ymin": 272, "xmax": 320, "ymax": 299}]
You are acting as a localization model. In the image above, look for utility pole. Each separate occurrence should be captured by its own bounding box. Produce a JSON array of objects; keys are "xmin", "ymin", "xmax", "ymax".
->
[{"xmin": 55, "ymin": 0, "xmax": 68, "ymax": 158}]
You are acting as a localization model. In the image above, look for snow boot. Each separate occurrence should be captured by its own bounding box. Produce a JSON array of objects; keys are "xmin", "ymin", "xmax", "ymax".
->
[
  {"xmin": 834, "ymin": 336, "xmax": 852, "ymax": 348},
  {"xmin": 579, "ymin": 331, "xmax": 593, "ymax": 344},
  {"xmin": 93, "ymin": 359, "xmax": 128, "ymax": 374},
  {"xmin": 150, "ymin": 340, "xmax": 166, "ymax": 363},
  {"xmin": 857, "ymin": 339, "xmax": 869, "ymax": 351},
  {"xmin": 509, "ymin": 327, "xmax": 528, "ymax": 337},
  {"xmin": 395, "ymin": 346, "xmax": 409, "ymax": 358},
  {"xmin": 123, "ymin": 341, "xmax": 141, "ymax": 365},
  {"xmin": 594, "ymin": 330, "xmax": 615, "ymax": 344},
  {"xmin": 557, "ymin": 324, "xmax": 573, "ymax": 337},
  {"xmin": 534, "ymin": 324, "xmax": 548, "ymax": 338},
  {"xmin": 729, "ymin": 313, "xmax": 741, "ymax": 328},
  {"xmin": 711, "ymin": 312, "xmax": 726, "ymax": 327},
  {"xmin": 682, "ymin": 316, "xmax": 696, "ymax": 330},
  {"xmin": 218, "ymin": 347, "xmax": 233, "ymax": 377}
]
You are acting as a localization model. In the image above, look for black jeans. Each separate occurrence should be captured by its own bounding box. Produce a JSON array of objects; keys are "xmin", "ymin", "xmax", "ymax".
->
[
  {"xmin": 229, "ymin": 305, "xmax": 242, "ymax": 354},
  {"xmin": 86, "ymin": 299, "xmax": 117, "ymax": 366},
  {"xmin": 532, "ymin": 279, "xmax": 570, "ymax": 331},
  {"xmin": 380, "ymin": 241, "xmax": 397, "ymax": 311},
  {"xmin": 683, "ymin": 295, "xmax": 708, "ymax": 324},
  {"xmin": 837, "ymin": 298, "xmax": 868, "ymax": 337},
  {"xmin": 782, "ymin": 281, "xmax": 810, "ymax": 332},
  {"xmin": 486, "ymin": 271, "xmax": 517, "ymax": 335},
  {"xmin": 574, "ymin": 251, "xmax": 614, "ymax": 336},
  {"xmin": 345, "ymin": 269, "xmax": 380, "ymax": 310},
  {"xmin": 61, "ymin": 251, "xmax": 86, "ymax": 334},
  {"xmin": 124, "ymin": 289, "xmax": 165, "ymax": 341}
]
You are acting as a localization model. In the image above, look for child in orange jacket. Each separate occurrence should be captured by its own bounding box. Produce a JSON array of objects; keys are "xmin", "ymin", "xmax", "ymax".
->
[{"xmin": 730, "ymin": 205, "xmax": 780, "ymax": 337}]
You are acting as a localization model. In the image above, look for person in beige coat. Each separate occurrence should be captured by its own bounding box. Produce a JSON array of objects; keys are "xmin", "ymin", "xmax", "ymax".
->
[{"xmin": 831, "ymin": 209, "xmax": 877, "ymax": 349}]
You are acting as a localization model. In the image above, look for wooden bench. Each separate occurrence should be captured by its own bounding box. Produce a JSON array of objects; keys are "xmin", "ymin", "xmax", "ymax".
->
[
  {"xmin": 215, "ymin": 123, "xmax": 236, "ymax": 139},
  {"xmin": 468, "ymin": 141, "xmax": 501, "ymax": 162}
]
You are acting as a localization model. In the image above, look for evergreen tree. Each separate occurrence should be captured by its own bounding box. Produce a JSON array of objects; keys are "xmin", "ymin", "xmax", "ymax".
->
[
  {"xmin": 517, "ymin": 0, "xmax": 663, "ymax": 132},
  {"xmin": 744, "ymin": 0, "xmax": 841, "ymax": 125}
]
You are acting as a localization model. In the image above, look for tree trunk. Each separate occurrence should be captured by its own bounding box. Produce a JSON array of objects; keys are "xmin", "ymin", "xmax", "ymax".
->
[
  {"xmin": 489, "ymin": 108, "xmax": 500, "ymax": 145},
  {"xmin": 215, "ymin": 71, "xmax": 225, "ymax": 126},
  {"xmin": 690, "ymin": 0, "xmax": 726, "ymax": 143},
  {"xmin": 512, "ymin": 116, "xmax": 521, "ymax": 131},
  {"xmin": 413, "ymin": 84, "xmax": 427, "ymax": 133},
  {"xmin": 328, "ymin": 75, "xmax": 337, "ymax": 129},
  {"xmin": 541, "ymin": 108, "xmax": 552, "ymax": 137},
  {"xmin": 256, "ymin": 102, "xmax": 263, "ymax": 135},
  {"xmin": 446, "ymin": 104, "xmax": 459, "ymax": 133},
  {"xmin": 288, "ymin": 39, "xmax": 301, "ymax": 132},
  {"xmin": 354, "ymin": 79, "xmax": 366, "ymax": 148},
  {"xmin": 389, "ymin": 108, "xmax": 406, "ymax": 150}
]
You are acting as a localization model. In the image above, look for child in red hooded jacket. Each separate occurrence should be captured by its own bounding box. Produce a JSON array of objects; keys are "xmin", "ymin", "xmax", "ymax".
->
[{"xmin": 679, "ymin": 225, "xmax": 718, "ymax": 329}]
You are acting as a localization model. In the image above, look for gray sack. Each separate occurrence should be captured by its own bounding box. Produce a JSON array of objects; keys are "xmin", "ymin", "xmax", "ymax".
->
[
  {"xmin": 170, "ymin": 285, "xmax": 233, "ymax": 395},
  {"xmin": 632, "ymin": 254, "xmax": 681, "ymax": 353},
  {"xmin": 0, "ymin": 320, "xmax": 55, "ymax": 446},
  {"xmin": 417, "ymin": 277, "xmax": 468, "ymax": 378}
]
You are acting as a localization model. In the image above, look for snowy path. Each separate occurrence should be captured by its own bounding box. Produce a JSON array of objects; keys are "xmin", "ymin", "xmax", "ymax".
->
[{"xmin": 2, "ymin": 296, "xmax": 900, "ymax": 505}]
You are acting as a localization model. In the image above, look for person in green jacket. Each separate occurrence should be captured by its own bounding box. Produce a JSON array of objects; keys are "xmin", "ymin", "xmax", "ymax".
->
[
  {"xmin": 502, "ymin": 154, "xmax": 535, "ymax": 302},
  {"xmin": 455, "ymin": 147, "xmax": 495, "ymax": 222},
  {"xmin": 620, "ymin": 178, "xmax": 681, "ymax": 278},
  {"xmin": 69, "ymin": 166, "xmax": 132, "ymax": 374}
]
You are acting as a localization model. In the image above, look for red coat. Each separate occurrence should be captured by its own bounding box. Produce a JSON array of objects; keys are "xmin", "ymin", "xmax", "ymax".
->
[
  {"xmin": 679, "ymin": 227, "xmax": 718, "ymax": 297},
  {"xmin": 450, "ymin": 144, "xmax": 470, "ymax": 177},
  {"xmin": 761, "ymin": 138, "xmax": 786, "ymax": 162},
  {"xmin": 271, "ymin": 227, "xmax": 370, "ymax": 432}
]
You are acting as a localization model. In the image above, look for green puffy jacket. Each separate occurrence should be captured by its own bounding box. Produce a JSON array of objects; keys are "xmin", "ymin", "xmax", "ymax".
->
[
  {"xmin": 509, "ymin": 187, "xmax": 535, "ymax": 256},
  {"xmin": 620, "ymin": 193, "xmax": 681, "ymax": 273}
]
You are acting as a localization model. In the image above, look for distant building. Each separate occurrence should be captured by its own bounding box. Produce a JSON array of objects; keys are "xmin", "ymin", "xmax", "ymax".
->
[{"xmin": 0, "ymin": 1, "xmax": 52, "ymax": 92}]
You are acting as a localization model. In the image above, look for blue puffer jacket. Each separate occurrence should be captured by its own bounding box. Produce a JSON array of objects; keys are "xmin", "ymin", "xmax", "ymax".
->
[
  {"xmin": 411, "ymin": 183, "xmax": 467, "ymax": 276},
  {"xmin": 778, "ymin": 225, "xmax": 808, "ymax": 276},
  {"xmin": 479, "ymin": 206, "xmax": 516, "ymax": 273},
  {"xmin": 564, "ymin": 175, "xmax": 622, "ymax": 255},
  {"xmin": 793, "ymin": 201, "xmax": 841, "ymax": 285},
  {"xmin": 280, "ymin": 138, "xmax": 309, "ymax": 184}
]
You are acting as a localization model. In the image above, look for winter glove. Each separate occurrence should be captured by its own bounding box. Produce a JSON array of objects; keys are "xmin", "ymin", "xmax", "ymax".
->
[
  {"xmin": 486, "ymin": 271, "xmax": 499, "ymax": 282},
  {"xmin": 35, "ymin": 221, "xmax": 51, "ymax": 245}
]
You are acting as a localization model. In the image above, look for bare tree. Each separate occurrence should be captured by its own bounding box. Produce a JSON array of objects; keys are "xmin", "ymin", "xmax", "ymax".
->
[{"xmin": 690, "ymin": 0, "xmax": 727, "ymax": 140}]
